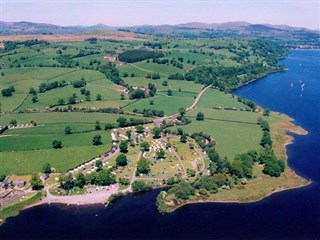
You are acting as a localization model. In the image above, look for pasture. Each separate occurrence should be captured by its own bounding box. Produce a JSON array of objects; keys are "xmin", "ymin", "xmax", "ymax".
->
[
  {"xmin": 0, "ymin": 112, "xmax": 149, "ymax": 175},
  {"xmin": 123, "ymin": 91, "xmax": 196, "ymax": 115}
]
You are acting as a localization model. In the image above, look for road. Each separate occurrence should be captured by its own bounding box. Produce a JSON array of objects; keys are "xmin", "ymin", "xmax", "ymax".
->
[{"xmin": 154, "ymin": 84, "xmax": 213, "ymax": 126}]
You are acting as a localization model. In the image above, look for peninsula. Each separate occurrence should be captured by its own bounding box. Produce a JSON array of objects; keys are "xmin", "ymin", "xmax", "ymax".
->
[{"xmin": 0, "ymin": 22, "xmax": 316, "ymax": 221}]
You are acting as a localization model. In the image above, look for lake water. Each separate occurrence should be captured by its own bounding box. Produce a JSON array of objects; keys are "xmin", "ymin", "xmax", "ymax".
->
[{"xmin": 1, "ymin": 50, "xmax": 319, "ymax": 239}]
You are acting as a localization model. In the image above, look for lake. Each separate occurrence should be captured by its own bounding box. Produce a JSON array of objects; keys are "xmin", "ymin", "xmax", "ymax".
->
[{"xmin": 0, "ymin": 50, "xmax": 319, "ymax": 239}]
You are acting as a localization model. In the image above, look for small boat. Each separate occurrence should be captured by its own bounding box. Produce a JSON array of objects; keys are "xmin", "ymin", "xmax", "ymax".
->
[{"xmin": 291, "ymin": 83, "xmax": 294, "ymax": 87}]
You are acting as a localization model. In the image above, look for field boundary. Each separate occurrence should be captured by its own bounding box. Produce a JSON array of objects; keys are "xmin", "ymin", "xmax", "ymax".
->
[{"xmin": 188, "ymin": 115, "xmax": 258, "ymax": 125}]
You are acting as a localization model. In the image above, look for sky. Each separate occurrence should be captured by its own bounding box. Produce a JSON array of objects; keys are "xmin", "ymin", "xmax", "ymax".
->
[{"xmin": 1, "ymin": 0, "xmax": 319, "ymax": 30}]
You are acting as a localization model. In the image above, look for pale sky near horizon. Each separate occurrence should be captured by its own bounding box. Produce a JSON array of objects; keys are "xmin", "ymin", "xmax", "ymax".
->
[{"xmin": 1, "ymin": 0, "xmax": 319, "ymax": 30}]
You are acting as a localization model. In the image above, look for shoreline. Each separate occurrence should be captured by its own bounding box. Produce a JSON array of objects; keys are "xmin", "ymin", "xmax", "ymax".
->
[
  {"xmin": 230, "ymin": 68, "xmax": 286, "ymax": 92},
  {"xmin": 2, "ymin": 65, "xmax": 310, "ymax": 219},
  {"xmin": 166, "ymin": 179, "xmax": 312, "ymax": 212},
  {"xmin": 23, "ymin": 91, "xmax": 310, "ymax": 214},
  {"xmin": 159, "ymin": 111, "xmax": 311, "ymax": 213}
]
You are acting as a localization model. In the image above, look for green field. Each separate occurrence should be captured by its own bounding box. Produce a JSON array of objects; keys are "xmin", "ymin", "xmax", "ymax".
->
[
  {"xmin": 170, "ymin": 88, "xmax": 266, "ymax": 159},
  {"xmin": 0, "ymin": 36, "xmax": 276, "ymax": 177},
  {"xmin": 197, "ymin": 88, "xmax": 248, "ymax": 109},
  {"xmin": 0, "ymin": 112, "xmax": 150, "ymax": 175},
  {"xmin": 122, "ymin": 77, "xmax": 203, "ymax": 93},
  {"xmin": 123, "ymin": 91, "xmax": 196, "ymax": 115}
]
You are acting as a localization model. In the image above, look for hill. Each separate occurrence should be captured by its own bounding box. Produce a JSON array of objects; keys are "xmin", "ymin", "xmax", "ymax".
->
[{"xmin": 1, "ymin": 21, "xmax": 319, "ymax": 49}]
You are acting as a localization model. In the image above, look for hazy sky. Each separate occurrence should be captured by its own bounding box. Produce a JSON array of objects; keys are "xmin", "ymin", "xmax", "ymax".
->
[{"xmin": 1, "ymin": 0, "xmax": 319, "ymax": 30}]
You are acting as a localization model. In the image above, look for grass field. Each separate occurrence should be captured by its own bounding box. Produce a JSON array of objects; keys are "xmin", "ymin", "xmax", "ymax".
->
[
  {"xmin": 197, "ymin": 88, "xmax": 248, "ymax": 109},
  {"xmin": 0, "ymin": 112, "xmax": 150, "ymax": 175},
  {"xmin": 122, "ymin": 77, "xmax": 203, "ymax": 93},
  {"xmin": 168, "ymin": 87, "xmax": 267, "ymax": 159},
  {"xmin": 123, "ymin": 91, "xmax": 196, "ymax": 115}
]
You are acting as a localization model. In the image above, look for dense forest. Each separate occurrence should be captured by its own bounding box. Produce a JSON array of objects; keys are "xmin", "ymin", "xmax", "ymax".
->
[{"xmin": 118, "ymin": 49, "xmax": 164, "ymax": 63}]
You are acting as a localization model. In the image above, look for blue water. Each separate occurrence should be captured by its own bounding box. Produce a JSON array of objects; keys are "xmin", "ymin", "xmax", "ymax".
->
[{"xmin": 0, "ymin": 50, "xmax": 319, "ymax": 239}]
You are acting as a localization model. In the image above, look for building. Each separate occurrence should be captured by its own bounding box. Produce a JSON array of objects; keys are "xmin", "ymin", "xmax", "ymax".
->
[{"xmin": 12, "ymin": 180, "xmax": 25, "ymax": 188}]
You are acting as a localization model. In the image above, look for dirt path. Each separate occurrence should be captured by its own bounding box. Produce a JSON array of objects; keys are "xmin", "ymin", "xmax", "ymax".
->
[{"xmin": 154, "ymin": 84, "xmax": 212, "ymax": 125}]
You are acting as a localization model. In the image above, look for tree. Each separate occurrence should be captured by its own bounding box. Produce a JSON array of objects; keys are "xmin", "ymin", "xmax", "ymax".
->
[
  {"xmin": 10, "ymin": 119, "xmax": 17, "ymax": 126},
  {"xmin": 29, "ymin": 87, "xmax": 37, "ymax": 95},
  {"xmin": 80, "ymin": 88, "xmax": 86, "ymax": 95},
  {"xmin": 180, "ymin": 134, "xmax": 187, "ymax": 143},
  {"xmin": 1, "ymin": 88, "xmax": 13, "ymax": 97},
  {"xmin": 152, "ymin": 127, "xmax": 161, "ymax": 138},
  {"xmin": 96, "ymin": 94, "xmax": 102, "ymax": 101},
  {"xmin": 30, "ymin": 174, "xmax": 43, "ymax": 190},
  {"xmin": 95, "ymin": 160, "xmax": 103, "ymax": 171},
  {"xmin": 96, "ymin": 170, "xmax": 116, "ymax": 186},
  {"xmin": 263, "ymin": 109, "xmax": 270, "ymax": 116},
  {"xmin": 168, "ymin": 181, "xmax": 195, "ymax": 200},
  {"xmin": 64, "ymin": 126, "xmax": 72, "ymax": 135},
  {"xmin": 119, "ymin": 141, "xmax": 128, "ymax": 153},
  {"xmin": 57, "ymin": 98, "xmax": 65, "ymax": 105},
  {"xmin": 52, "ymin": 140, "xmax": 62, "ymax": 149},
  {"xmin": 140, "ymin": 141, "xmax": 150, "ymax": 151},
  {"xmin": 167, "ymin": 89, "xmax": 173, "ymax": 96},
  {"xmin": 60, "ymin": 174, "xmax": 74, "ymax": 191},
  {"xmin": 179, "ymin": 107, "xmax": 186, "ymax": 116},
  {"xmin": 132, "ymin": 180, "xmax": 151, "ymax": 192},
  {"xmin": 162, "ymin": 81, "xmax": 168, "ymax": 86},
  {"xmin": 196, "ymin": 112, "xmax": 205, "ymax": 121},
  {"xmin": 136, "ymin": 158, "xmax": 151, "ymax": 175},
  {"xmin": 104, "ymin": 123, "xmax": 114, "ymax": 130},
  {"xmin": 117, "ymin": 117, "xmax": 128, "ymax": 127},
  {"xmin": 75, "ymin": 172, "xmax": 86, "ymax": 188},
  {"xmin": 68, "ymin": 95, "xmax": 77, "ymax": 104},
  {"xmin": 32, "ymin": 95, "xmax": 38, "ymax": 103},
  {"xmin": 186, "ymin": 168, "xmax": 196, "ymax": 177},
  {"xmin": 42, "ymin": 162, "xmax": 51, "ymax": 174},
  {"xmin": 95, "ymin": 120, "xmax": 101, "ymax": 130},
  {"xmin": 125, "ymin": 130, "xmax": 132, "ymax": 140},
  {"xmin": 177, "ymin": 128, "xmax": 184, "ymax": 135},
  {"xmin": 119, "ymin": 178, "xmax": 130, "ymax": 186},
  {"xmin": 135, "ymin": 125, "xmax": 144, "ymax": 133},
  {"xmin": 156, "ymin": 149, "xmax": 166, "ymax": 159},
  {"xmin": 116, "ymin": 154, "xmax": 128, "ymax": 166},
  {"xmin": 92, "ymin": 134, "xmax": 102, "ymax": 145},
  {"xmin": 263, "ymin": 159, "xmax": 285, "ymax": 177},
  {"xmin": 260, "ymin": 131, "xmax": 272, "ymax": 148}
]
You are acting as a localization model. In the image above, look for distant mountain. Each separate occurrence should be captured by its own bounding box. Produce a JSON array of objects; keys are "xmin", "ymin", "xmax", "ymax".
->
[{"xmin": 1, "ymin": 21, "xmax": 319, "ymax": 48}]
